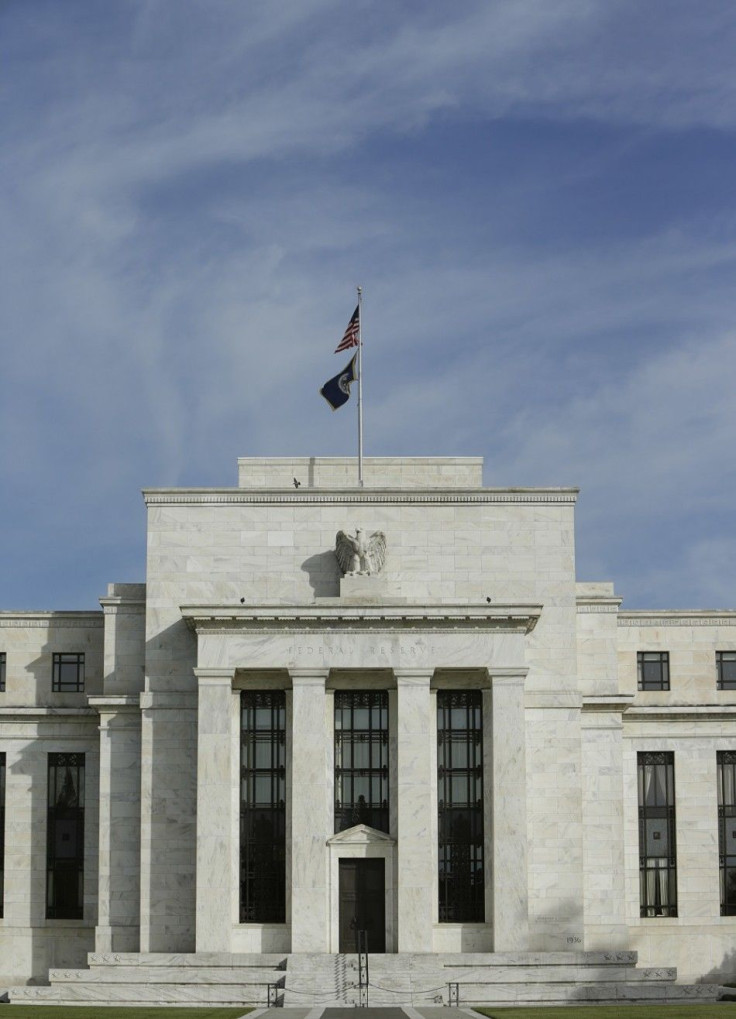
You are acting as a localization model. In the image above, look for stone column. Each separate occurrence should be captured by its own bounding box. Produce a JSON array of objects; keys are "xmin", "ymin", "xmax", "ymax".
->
[
  {"xmin": 194, "ymin": 668, "xmax": 236, "ymax": 953},
  {"xmin": 290, "ymin": 669, "xmax": 330, "ymax": 952},
  {"xmin": 395, "ymin": 669, "xmax": 434, "ymax": 952},
  {"xmin": 90, "ymin": 696, "xmax": 142, "ymax": 952},
  {"xmin": 489, "ymin": 670, "xmax": 529, "ymax": 950}
]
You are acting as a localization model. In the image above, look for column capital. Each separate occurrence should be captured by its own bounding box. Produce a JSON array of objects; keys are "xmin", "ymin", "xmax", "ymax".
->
[
  {"xmin": 193, "ymin": 667, "xmax": 235, "ymax": 684},
  {"xmin": 289, "ymin": 667, "xmax": 329, "ymax": 686},
  {"xmin": 394, "ymin": 668, "xmax": 433, "ymax": 686},
  {"xmin": 489, "ymin": 667, "xmax": 529, "ymax": 688}
]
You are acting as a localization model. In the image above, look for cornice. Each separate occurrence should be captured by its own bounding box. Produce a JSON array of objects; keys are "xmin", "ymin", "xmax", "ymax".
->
[
  {"xmin": 618, "ymin": 612, "xmax": 736, "ymax": 627},
  {"xmin": 143, "ymin": 487, "xmax": 578, "ymax": 507},
  {"xmin": 0, "ymin": 613, "xmax": 103, "ymax": 628},
  {"xmin": 181, "ymin": 602, "xmax": 542, "ymax": 635},
  {"xmin": 0, "ymin": 706, "xmax": 96, "ymax": 720},
  {"xmin": 624, "ymin": 704, "xmax": 736, "ymax": 722}
]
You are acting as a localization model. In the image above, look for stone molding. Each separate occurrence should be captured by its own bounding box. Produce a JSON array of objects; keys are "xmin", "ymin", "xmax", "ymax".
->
[
  {"xmin": 144, "ymin": 488, "xmax": 578, "ymax": 506},
  {"xmin": 0, "ymin": 612, "xmax": 103, "ymax": 627},
  {"xmin": 0, "ymin": 705, "xmax": 96, "ymax": 719},
  {"xmin": 182, "ymin": 603, "xmax": 542, "ymax": 635},
  {"xmin": 624, "ymin": 704, "xmax": 736, "ymax": 722},
  {"xmin": 618, "ymin": 611, "xmax": 736, "ymax": 626},
  {"xmin": 581, "ymin": 694, "xmax": 635, "ymax": 712}
]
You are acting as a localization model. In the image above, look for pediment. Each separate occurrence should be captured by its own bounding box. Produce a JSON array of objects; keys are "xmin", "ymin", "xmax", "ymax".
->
[{"xmin": 327, "ymin": 824, "xmax": 395, "ymax": 846}]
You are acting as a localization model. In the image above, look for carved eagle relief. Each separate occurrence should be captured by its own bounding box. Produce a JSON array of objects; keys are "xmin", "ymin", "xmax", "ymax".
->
[{"xmin": 335, "ymin": 528, "xmax": 387, "ymax": 576}]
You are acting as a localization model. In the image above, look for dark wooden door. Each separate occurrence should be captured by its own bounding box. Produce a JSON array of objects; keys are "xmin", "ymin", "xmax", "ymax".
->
[{"xmin": 338, "ymin": 858, "xmax": 386, "ymax": 953}]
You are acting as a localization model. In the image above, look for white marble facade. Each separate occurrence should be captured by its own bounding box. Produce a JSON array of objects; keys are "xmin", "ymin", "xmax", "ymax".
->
[{"xmin": 1, "ymin": 456, "xmax": 736, "ymax": 988}]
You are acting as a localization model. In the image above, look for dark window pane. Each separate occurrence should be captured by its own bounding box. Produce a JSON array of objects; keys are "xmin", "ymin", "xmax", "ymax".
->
[
  {"xmin": 52, "ymin": 653, "xmax": 84, "ymax": 693},
  {"xmin": 240, "ymin": 691, "xmax": 286, "ymax": 923},
  {"xmin": 47, "ymin": 753, "xmax": 85, "ymax": 919},
  {"xmin": 637, "ymin": 652, "xmax": 669, "ymax": 691},
  {"xmin": 437, "ymin": 690, "xmax": 484, "ymax": 923},
  {"xmin": 334, "ymin": 690, "xmax": 390, "ymax": 835},
  {"xmin": 0, "ymin": 653, "xmax": 5, "ymax": 693},
  {"xmin": 0, "ymin": 753, "xmax": 5, "ymax": 918},
  {"xmin": 638, "ymin": 751, "xmax": 676, "ymax": 917},
  {"xmin": 717, "ymin": 653, "xmax": 736, "ymax": 690}
]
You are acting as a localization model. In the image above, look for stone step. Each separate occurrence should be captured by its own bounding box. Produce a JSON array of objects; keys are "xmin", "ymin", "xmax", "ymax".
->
[
  {"xmin": 48, "ymin": 965, "xmax": 284, "ymax": 984},
  {"xmin": 9, "ymin": 950, "xmax": 724, "ymax": 1009}
]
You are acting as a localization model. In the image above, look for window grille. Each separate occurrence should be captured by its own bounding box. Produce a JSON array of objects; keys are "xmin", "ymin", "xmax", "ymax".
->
[
  {"xmin": 638, "ymin": 751, "xmax": 677, "ymax": 917},
  {"xmin": 334, "ymin": 690, "xmax": 389, "ymax": 834},
  {"xmin": 718, "ymin": 751, "xmax": 736, "ymax": 915},
  {"xmin": 637, "ymin": 652, "xmax": 670, "ymax": 691},
  {"xmin": 47, "ymin": 753, "xmax": 85, "ymax": 919},
  {"xmin": 240, "ymin": 691, "xmax": 286, "ymax": 923},
  {"xmin": 0, "ymin": 753, "xmax": 5, "ymax": 918},
  {"xmin": 717, "ymin": 652, "xmax": 736, "ymax": 691},
  {"xmin": 52, "ymin": 653, "xmax": 84, "ymax": 692},
  {"xmin": 437, "ymin": 690, "xmax": 484, "ymax": 922}
]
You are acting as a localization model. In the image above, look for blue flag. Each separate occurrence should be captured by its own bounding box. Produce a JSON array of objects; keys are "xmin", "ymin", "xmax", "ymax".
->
[{"xmin": 320, "ymin": 354, "xmax": 357, "ymax": 411}]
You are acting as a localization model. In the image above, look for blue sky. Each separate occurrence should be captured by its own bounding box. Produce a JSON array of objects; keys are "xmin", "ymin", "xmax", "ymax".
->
[{"xmin": 2, "ymin": 0, "xmax": 736, "ymax": 609}]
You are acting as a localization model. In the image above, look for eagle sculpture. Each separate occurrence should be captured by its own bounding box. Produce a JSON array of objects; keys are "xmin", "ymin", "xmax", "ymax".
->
[{"xmin": 334, "ymin": 528, "xmax": 387, "ymax": 576}]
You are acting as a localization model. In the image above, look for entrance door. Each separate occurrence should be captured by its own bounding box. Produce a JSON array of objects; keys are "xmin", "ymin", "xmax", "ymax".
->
[{"xmin": 338, "ymin": 859, "xmax": 386, "ymax": 953}]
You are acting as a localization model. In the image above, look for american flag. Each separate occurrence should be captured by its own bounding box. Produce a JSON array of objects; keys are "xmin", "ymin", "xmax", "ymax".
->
[{"xmin": 334, "ymin": 305, "xmax": 360, "ymax": 353}]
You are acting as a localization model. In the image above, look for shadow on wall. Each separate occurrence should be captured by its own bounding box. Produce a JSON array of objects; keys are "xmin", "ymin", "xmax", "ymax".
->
[
  {"xmin": 302, "ymin": 551, "xmax": 340, "ymax": 598},
  {"xmin": 700, "ymin": 947, "xmax": 736, "ymax": 988}
]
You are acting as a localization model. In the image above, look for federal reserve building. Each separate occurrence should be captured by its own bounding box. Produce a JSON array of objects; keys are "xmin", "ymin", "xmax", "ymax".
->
[{"xmin": 1, "ymin": 455, "xmax": 735, "ymax": 1007}]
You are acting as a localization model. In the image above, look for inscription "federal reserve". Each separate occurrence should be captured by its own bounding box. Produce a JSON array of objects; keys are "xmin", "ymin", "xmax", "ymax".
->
[{"xmin": 286, "ymin": 642, "xmax": 441, "ymax": 658}]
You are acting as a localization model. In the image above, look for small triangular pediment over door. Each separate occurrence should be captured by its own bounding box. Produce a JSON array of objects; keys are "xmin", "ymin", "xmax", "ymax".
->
[{"xmin": 326, "ymin": 824, "xmax": 395, "ymax": 846}]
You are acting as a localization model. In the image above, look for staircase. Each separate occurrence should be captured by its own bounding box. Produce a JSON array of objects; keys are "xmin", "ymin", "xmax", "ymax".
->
[
  {"xmin": 9, "ymin": 950, "xmax": 723, "ymax": 1008},
  {"xmin": 9, "ymin": 953, "xmax": 286, "ymax": 1007}
]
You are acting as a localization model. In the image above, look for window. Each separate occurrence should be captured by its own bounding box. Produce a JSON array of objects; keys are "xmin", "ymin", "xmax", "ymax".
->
[
  {"xmin": 638, "ymin": 652, "xmax": 670, "ymax": 691},
  {"xmin": 52, "ymin": 653, "xmax": 84, "ymax": 693},
  {"xmin": 0, "ymin": 653, "xmax": 5, "ymax": 692},
  {"xmin": 718, "ymin": 751, "xmax": 736, "ymax": 915},
  {"xmin": 47, "ymin": 753, "xmax": 85, "ymax": 919},
  {"xmin": 0, "ymin": 753, "xmax": 5, "ymax": 918},
  {"xmin": 437, "ymin": 690, "xmax": 484, "ymax": 923},
  {"xmin": 638, "ymin": 751, "xmax": 677, "ymax": 917},
  {"xmin": 240, "ymin": 691, "xmax": 286, "ymax": 923},
  {"xmin": 717, "ymin": 652, "xmax": 736, "ymax": 691},
  {"xmin": 334, "ymin": 690, "xmax": 389, "ymax": 834}
]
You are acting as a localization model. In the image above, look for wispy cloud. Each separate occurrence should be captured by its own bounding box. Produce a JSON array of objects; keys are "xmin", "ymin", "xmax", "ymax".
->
[{"xmin": 1, "ymin": 1, "xmax": 735, "ymax": 607}]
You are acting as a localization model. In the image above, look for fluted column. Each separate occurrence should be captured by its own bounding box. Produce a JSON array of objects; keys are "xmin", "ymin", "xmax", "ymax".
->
[
  {"xmin": 395, "ymin": 669, "xmax": 434, "ymax": 952},
  {"xmin": 289, "ymin": 668, "xmax": 330, "ymax": 951},
  {"xmin": 489, "ymin": 670, "xmax": 529, "ymax": 949},
  {"xmin": 194, "ymin": 668, "xmax": 236, "ymax": 952}
]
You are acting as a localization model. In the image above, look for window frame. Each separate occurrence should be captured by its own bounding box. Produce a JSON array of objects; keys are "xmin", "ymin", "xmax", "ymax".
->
[
  {"xmin": 717, "ymin": 652, "xmax": 736, "ymax": 691},
  {"xmin": 637, "ymin": 651, "xmax": 670, "ymax": 691},
  {"xmin": 239, "ymin": 690, "xmax": 286, "ymax": 924},
  {"xmin": 717, "ymin": 750, "xmax": 736, "ymax": 915},
  {"xmin": 334, "ymin": 689, "xmax": 389, "ymax": 835},
  {"xmin": 637, "ymin": 750, "xmax": 677, "ymax": 918},
  {"xmin": 0, "ymin": 652, "xmax": 5, "ymax": 692},
  {"xmin": 46, "ymin": 752, "xmax": 85, "ymax": 920},
  {"xmin": 52, "ymin": 653, "xmax": 85, "ymax": 693},
  {"xmin": 437, "ymin": 689, "xmax": 485, "ymax": 924}
]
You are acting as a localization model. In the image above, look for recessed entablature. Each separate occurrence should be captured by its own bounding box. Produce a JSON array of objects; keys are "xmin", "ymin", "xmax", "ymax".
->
[{"xmin": 181, "ymin": 602, "xmax": 543, "ymax": 635}]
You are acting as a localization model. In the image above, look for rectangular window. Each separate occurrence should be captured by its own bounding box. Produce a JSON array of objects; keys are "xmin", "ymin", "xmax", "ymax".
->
[
  {"xmin": 717, "ymin": 652, "xmax": 736, "ymax": 691},
  {"xmin": 240, "ymin": 691, "xmax": 286, "ymax": 923},
  {"xmin": 437, "ymin": 690, "xmax": 484, "ymax": 923},
  {"xmin": 47, "ymin": 753, "xmax": 85, "ymax": 919},
  {"xmin": 0, "ymin": 752, "xmax": 5, "ymax": 918},
  {"xmin": 638, "ymin": 751, "xmax": 677, "ymax": 917},
  {"xmin": 718, "ymin": 751, "xmax": 736, "ymax": 915},
  {"xmin": 52, "ymin": 653, "xmax": 84, "ymax": 693},
  {"xmin": 637, "ymin": 652, "xmax": 670, "ymax": 691},
  {"xmin": 0, "ymin": 652, "xmax": 5, "ymax": 692},
  {"xmin": 334, "ymin": 690, "xmax": 389, "ymax": 834}
]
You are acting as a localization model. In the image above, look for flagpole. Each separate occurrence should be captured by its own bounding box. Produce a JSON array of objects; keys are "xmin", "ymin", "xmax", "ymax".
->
[{"xmin": 357, "ymin": 285, "xmax": 364, "ymax": 487}]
